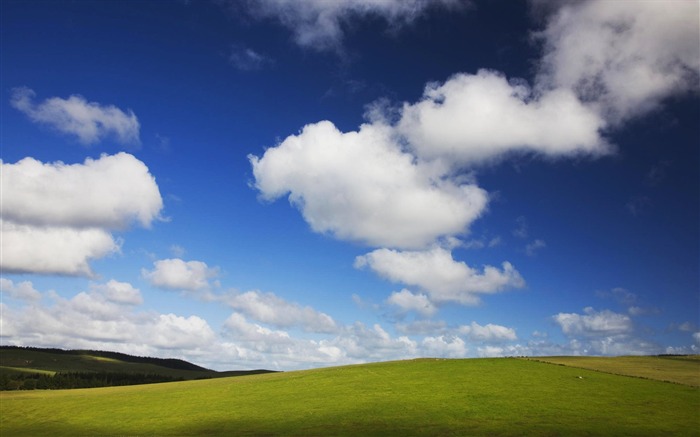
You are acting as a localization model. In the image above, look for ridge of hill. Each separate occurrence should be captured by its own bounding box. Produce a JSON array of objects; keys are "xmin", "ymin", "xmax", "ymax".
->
[
  {"xmin": 0, "ymin": 346, "xmax": 275, "ymax": 390},
  {"xmin": 1, "ymin": 345, "xmax": 211, "ymax": 372}
]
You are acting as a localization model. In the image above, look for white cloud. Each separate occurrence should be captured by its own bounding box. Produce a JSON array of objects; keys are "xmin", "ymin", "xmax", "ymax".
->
[
  {"xmin": 398, "ymin": 70, "xmax": 608, "ymax": 165},
  {"xmin": 0, "ymin": 278, "xmax": 41, "ymax": 301},
  {"xmin": 10, "ymin": 87, "xmax": 140, "ymax": 145},
  {"xmin": 221, "ymin": 290, "xmax": 338, "ymax": 333},
  {"xmin": 329, "ymin": 322, "xmax": 418, "ymax": 361},
  {"xmin": 1, "ymin": 280, "xmax": 215, "ymax": 352},
  {"xmin": 142, "ymin": 258, "xmax": 219, "ymax": 291},
  {"xmin": 223, "ymin": 313, "xmax": 292, "ymax": 344},
  {"xmin": 0, "ymin": 221, "xmax": 120, "ymax": 276},
  {"xmin": 421, "ymin": 335, "xmax": 467, "ymax": 357},
  {"xmin": 239, "ymin": 0, "xmax": 462, "ymax": 52},
  {"xmin": 458, "ymin": 321, "xmax": 517, "ymax": 342},
  {"xmin": 553, "ymin": 307, "xmax": 633, "ymax": 337},
  {"xmin": 355, "ymin": 247, "xmax": 524, "ymax": 305},
  {"xmin": 386, "ymin": 289, "xmax": 437, "ymax": 317},
  {"xmin": 1, "ymin": 153, "xmax": 163, "ymax": 229},
  {"xmin": 250, "ymin": 121, "xmax": 488, "ymax": 249},
  {"xmin": 90, "ymin": 280, "xmax": 143, "ymax": 306},
  {"xmin": 537, "ymin": 0, "xmax": 700, "ymax": 123},
  {"xmin": 0, "ymin": 153, "xmax": 162, "ymax": 276},
  {"xmin": 395, "ymin": 319, "xmax": 448, "ymax": 336},
  {"xmin": 393, "ymin": 319, "xmax": 517, "ymax": 345},
  {"xmin": 693, "ymin": 332, "xmax": 700, "ymax": 345}
]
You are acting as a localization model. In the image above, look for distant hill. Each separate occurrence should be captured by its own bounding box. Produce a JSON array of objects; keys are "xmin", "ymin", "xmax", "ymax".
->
[{"xmin": 0, "ymin": 346, "xmax": 276, "ymax": 390}]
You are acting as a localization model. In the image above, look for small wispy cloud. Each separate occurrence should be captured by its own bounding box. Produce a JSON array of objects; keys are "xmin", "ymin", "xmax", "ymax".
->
[
  {"xmin": 626, "ymin": 195, "xmax": 652, "ymax": 216},
  {"xmin": 229, "ymin": 44, "xmax": 273, "ymax": 71},
  {"xmin": 10, "ymin": 87, "xmax": 140, "ymax": 145},
  {"xmin": 525, "ymin": 239, "xmax": 546, "ymax": 256},
  {"xmin": 512, "ymin": 216, "xmax": 528, "ymax": 239}
]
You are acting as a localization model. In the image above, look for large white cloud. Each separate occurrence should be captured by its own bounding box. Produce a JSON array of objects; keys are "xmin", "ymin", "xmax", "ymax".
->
[
  {"xmin": 221, "ymin": 290, "xmax": 338, "ymax": 333},
  {"xmin": 355, "ymin": 247, "xmax": 524, "ymax": 305},
  {"xmin": 0, "ymin": 280, "xmax": 215, "ymax": 352},
  {"xmin": 10, "ymin": 87, "xmax": 140, "ymax": 145},
  {"xmin": 238, "ymin": 0, "xmax": 461, "ymax": 52},
  {"xmin": 398, "ymin": 70, "xmax": 608, "ymax": 165},
  {"xmin": 2, "ymin": 153, "xmax": 162, "ymax": 229},
  {"xmin": 142, "ymin": 258, "xmax": 219, "ymax": 291},
  {"xmin": 553, "ymin": 307, "xmax": 633, "ymax": 337},
  {"xmin": 0, "ymin": 153, "xmax": 162, "ymax": 276},
  {"xmin": 250, "ymin": 121, "xmax": 488, "ymax": 248},
  {"xmin": 537, "ymin": 0, "xmax": 700, "ymax": 123},
  {"xmin": 0, "ymin": 221, "xmax": 120, "ymax": 276}
]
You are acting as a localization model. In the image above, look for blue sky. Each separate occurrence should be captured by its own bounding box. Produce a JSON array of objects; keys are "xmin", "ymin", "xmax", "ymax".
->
[{"xmin": 1, "ymin": 0, "xmax": 698, "ymax": 370}]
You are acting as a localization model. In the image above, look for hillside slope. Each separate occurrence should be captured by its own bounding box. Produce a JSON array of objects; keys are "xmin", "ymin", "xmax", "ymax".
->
[
  {"xmin": 1, "ymin": 357, "xmax": 698, "ymax": 436},
  {"xmin": 0, "ymin": 346, "xmax": 274, "ymax": 389}
]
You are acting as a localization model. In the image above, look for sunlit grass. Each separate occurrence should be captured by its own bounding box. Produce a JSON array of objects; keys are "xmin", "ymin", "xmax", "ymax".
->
[
  {"xmin": 1, "ymin": 358, "xmax": 698, "ymax": 436},
  {"xmin": 529, "ymin": 355, "xmax": 700, "ymax": 387}
]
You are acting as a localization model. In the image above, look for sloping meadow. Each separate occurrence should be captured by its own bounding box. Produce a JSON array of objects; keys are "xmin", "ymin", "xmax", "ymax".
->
[{"xmin": 1, "ymin": 357, "xmax": 698, "ymax": 436}]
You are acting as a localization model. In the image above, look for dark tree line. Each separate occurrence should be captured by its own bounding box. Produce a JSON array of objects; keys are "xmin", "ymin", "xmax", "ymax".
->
[
  {"xmin": 0, "ymin": 371, "xmax": 185, "ymax": 391},
  {"xmin": 0, "ymin": 345, "xmax": 211, "ymax": 371}
]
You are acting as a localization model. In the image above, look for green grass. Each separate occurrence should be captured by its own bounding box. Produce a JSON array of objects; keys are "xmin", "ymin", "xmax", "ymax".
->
[
  {"xmin": 0, "ymin": 367, "xmax": 56, "ymax": 376},
  {"xmin": 1, "ymin": 357, "xmax": 698, "ymax": 436},
  {"xmin": 528, "ymin": 355, "xmax": 700, "ymax": 387}
]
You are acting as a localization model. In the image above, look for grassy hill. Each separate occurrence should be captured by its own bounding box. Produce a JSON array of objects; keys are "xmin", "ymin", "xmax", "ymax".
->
[
  {"xmin": 0, "ymin": 346, "xmax": 274, "ymax": 389},
  {"xmin": 1, "ymin": 356, "xmax": 698, "ymax": 436},
  {"xmin": 527, "ymin": 354, "xmax": 700, "ymax": 387}
]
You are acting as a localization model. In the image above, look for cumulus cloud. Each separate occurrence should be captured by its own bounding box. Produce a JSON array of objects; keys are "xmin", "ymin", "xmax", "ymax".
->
[
  {"xmin": 1, "ymin": 280, "xmax": 215, "ymax": 352},
  {"xmin": 386, "ymin": 289, "xmax": 437, "ymax": 317},
  {"xmin": 237, "ymin": 0, "xmax": 462, "ymax": 52},
  {"xmin": 0, "ymin": 221, "xmax": 120, "ymax": 276},
  {"xmin": 10, "ymin": 87, "xmax": 140, "ymax": 145},
  {"xmin": 90, "ymin": 280, "xmax": 143, "ymax": 306},
  {"xmin": 537, "ymin": 0, "xmax": 700, "ymax": 123},
  {"xmin": 2, "ymin": 153, "xmax": 163, "ymax": 229},
  {"xmin": 0, "ymin": 153, "xmax": 162, "ymax": 276},
  {"xmin": 458, "ymin": 321, "xmax": 517, "ymax": 342},
  {"xmin": 221, "ymin": 290, "xmax": 338, "ymax": 333},
  {"xmin": 398, "ymin": 70, "xmax": 608, "ymax": 165},
  {"xmin": 553, "ymin": 307, "xmax": 633, "ymax": 337},
  {"xmin": 355, "ymin": 247, "xmax": 524, "ymax": 305},
  {"xmin": 142, "ymin": 258, "xmax": 219, "ymax": 291},
  {"xmin": 250, "ymin": 121, "xmax": 488, "ymax": 248},
  {"xmin": 223, "ymin": 313, "xmax": 292, "ymax": 344},
  {"xmin": 0, "ymin": 278, "xmax": 42, "ymax": 301},
  {"xmin": 421, "ymin": 335, "xmax": 467, "ymax": 357}
]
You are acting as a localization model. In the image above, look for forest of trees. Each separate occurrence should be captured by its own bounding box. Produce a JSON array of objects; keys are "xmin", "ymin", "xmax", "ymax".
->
[
  {"xmin": 0, "ymin": 371, "xmax": 186, "ymax": 390},
  {"xmin": 0, "ymin": 346, "xmax": 211, "ymax": 371}
]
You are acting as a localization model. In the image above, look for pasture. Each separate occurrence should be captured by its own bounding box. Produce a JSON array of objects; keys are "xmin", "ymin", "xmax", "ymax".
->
[{"xmin": 1, "ymin": 357, "xmax": 698, "ymax": 436}]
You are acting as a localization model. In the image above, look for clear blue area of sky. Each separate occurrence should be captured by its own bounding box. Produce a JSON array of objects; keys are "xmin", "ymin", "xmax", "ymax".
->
[{"xmin": 1, "ymin": 0, "xmax": 698, "ymax": 370}]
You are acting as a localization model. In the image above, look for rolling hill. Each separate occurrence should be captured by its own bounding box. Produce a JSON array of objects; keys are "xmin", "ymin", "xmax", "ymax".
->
[
  {"xmin": 0, "ymin": 346, "xmax": 274, "ymax": 389},
  {"xmin": 1, "ymin": 355, "xmax": 698, "ymax": 436}
]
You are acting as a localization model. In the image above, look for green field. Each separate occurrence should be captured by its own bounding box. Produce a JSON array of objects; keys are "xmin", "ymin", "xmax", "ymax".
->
[
  {"xmin": 528, "ymin": 355, "xmax": 700, "ymax": 387},
  {"xmin": 1, "ymin": 357, "xmax": 698, "ymax": 436}
]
